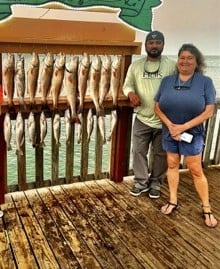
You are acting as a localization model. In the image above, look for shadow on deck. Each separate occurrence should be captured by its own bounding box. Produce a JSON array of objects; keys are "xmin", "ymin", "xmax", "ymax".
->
[{"xmin": 0, "ymin": 166, "xmax": 220, "ymax": 269}]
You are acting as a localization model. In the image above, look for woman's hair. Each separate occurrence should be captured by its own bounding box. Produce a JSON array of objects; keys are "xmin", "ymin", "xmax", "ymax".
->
[{"xmin": 178, "ymin": 43, "xmax": 206, "ymax": 74}]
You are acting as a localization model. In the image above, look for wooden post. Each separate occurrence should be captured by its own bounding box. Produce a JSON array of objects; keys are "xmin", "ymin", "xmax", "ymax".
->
[
  {"xmin": 109, "ymin": 106, "xmax": 133, "ymax": 182},
  {"xmin": 0, "ymin": 114, "xmax": 6, "ymax": 203},
  {"xmin": 0, "ymin": 54, "xmax": 6, "ymax": 203}
]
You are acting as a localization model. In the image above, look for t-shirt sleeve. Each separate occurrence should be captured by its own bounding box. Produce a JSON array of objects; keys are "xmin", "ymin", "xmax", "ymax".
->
[
  {"xmin": 204, "ymin": 77, "xmax": 216, "ymax": 105},
  {"xmin": 122, "ymin": 65, "xmax": 135, "ymax": 97}
]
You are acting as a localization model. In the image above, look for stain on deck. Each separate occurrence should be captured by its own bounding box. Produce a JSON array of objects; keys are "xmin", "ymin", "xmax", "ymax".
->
[{"xmin": 0, "ymin": 166, "xmax": 220, "ymax": 269}]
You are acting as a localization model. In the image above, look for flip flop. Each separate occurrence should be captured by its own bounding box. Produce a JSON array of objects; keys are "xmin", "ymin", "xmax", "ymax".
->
[
  {"xmin": 161, "ymin": 202, "xmax": 179, "ymax": 215},
  {"xmin": 202, "ymin": 212, "xmax": 218, "ymax": 228}
]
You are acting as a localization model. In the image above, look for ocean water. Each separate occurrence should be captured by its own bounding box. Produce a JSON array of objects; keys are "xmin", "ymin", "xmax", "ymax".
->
[{"xmin": 5, "ymin": 55, "xmax": 220, "ymax": 185}]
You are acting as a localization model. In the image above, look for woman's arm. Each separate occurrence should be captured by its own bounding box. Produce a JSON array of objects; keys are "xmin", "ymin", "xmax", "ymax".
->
[
  {"xmin": 154, "ymin": 102, "xmax": 173, "ymax": 128},
  {"xmin": 154, "ymin": 102, "xmax": 215, "ymax": 139},
  {"xmin": 183, "ymin": 104, "xmax": 215, "ymax": 130}
]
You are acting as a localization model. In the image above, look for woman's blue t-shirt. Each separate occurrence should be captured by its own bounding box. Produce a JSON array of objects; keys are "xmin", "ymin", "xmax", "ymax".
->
[{"xmin": 154, "ymin": 72, "xmax": 216, "ymax": 136}]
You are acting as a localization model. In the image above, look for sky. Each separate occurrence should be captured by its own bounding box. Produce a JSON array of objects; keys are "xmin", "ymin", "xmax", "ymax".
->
[{"xmin": 135, "ymin": 0, "xmax": 220, "ymax": 55}]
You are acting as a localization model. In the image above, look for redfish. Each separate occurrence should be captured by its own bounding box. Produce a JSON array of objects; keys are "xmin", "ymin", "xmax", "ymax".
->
[
  {"xmin": 77, "ymin": 52, "xmax": 90, "ymax": 114},
  {"xmin": 38, "ymin": 52, "xmax": 54, "ymax": 105},
  {"xmin": 110, "ymin": 55, "xmax": 121, "ymax": 106},
  {"xmin": 27, "ymin": 111, "xmax": 36, "ymax": 147},
  {"xmin": 107, "ymin": 109, "xmax": 118, "ymax": 141},
  {"xmin": 86, "ymin": 108, "xmax": 94, "ymax": 143},
  {"xmin": 64, "ymin": 55, "xmax": 79, "ymax": 122},
  {"xmin": 3, "ymin": 112, "xmax": 12, "ymax": 151},
  {"xmin": 2, "ymin": 53, "xmax": 15, "ymax": 107},
  {"xmin": 50, "ymin": 53, "xmax": 65, "ymax": 109},
  {"xmin": 88, "ymin": 55, "xmax": 103, "ymax": 117},
  {"xmin": 15, "ymin": 112, "xmax": 24, "ymax": 156},
  {"xmin": 53, "ymin": 113, "xmax": 61, "ymax": 146},
  {"xmin": 99, "ymin": 55, "xmax": 112, "ymax": 107},
  {"xmin": 27, "ymin": 52, "xmax": 39, "ymax": 106},
  {"xmin": 39, "ymin": 111, "xmax": 47, "ymax": 148},
  {"xmin": 15, "ymin": 55, "xmax": 25, "ymax": 108}
]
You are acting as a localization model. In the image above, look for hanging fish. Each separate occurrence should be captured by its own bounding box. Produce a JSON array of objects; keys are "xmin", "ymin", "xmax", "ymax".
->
[
  {"xmin": 99, "ymin": 55, "xmax": 112, "ymax": 107},
  {"xmin": 107, "ymin": 109, "xmax": 118, "ymax": 141},
  {"xmin": 15, "ymin": 55, "xmax": 25, "ymax": 108},
  {"xmin": 27, "ymin": 111, "xmax": 36, "ymax": 147},
  {"xmin": 64, "ymin": 109, "xmax": 72, "ymax": 144},
  {"xmin": 76, "ymin": 113, "xmax": 83, "ymax": 144},
  {"xmin": 27, "ymin": 52, "xmax": 39, "ymax": 106},
  {"xmin": 39, "ymin": 111, "xmax": 47, "ymax": 148},
  {"xmin": 77, "ymin": 52, "xmax": 90, "ymax": 114},
  {"xmin": 38, "ymin": 52, "xmax": 54, "ymax": 105},
  {"xmin": 87, "ymin": 108, "xmax": 94, "ymax": 143},
  {"xmin": 15, "ymin": 112, "xmax": 24, "ymax": 156},
  {"xmin": 110, "ymin": 55, "xmax": 121, "ymax": 106},
  {"xmin": 63, "ymin": 55, "xmax": 79, "ymax": 122},
  {"xmin": 53, "ymin": 113, "xmax": 61, "ymax": 146},
  {"xmin": 98, "ymin": 115, "xmax": 106, "ymax": 144},
  {"xmin": 2, "ymin": 53, "xmax": 15, "ymax": 107},
  {"xmin": 50, "ymin": 53, "xmax": 65, "ymax": 109},
  {"xmin": 88, "ymin": 55, "xmax": 103, "ymax": 117},
  {"xmin": 3, "ymin": 112, "xmax": 12, "ymax": 151}
]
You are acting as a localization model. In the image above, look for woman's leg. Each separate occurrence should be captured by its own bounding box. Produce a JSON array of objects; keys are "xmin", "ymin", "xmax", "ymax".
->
[
  {"xmin": 161, "ymin": 152, "xmax": 180, "ymax": 214},
  {"xmin": 185, "ymin": 154, "xmax": 217, "ymax": 227}
]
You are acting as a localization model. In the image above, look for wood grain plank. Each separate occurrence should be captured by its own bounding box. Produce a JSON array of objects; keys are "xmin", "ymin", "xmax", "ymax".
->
[
  {"xmin": 2, "ymin": 195, "xmax": 38, "ymax": 269},
  {"xmin": 0, "ymin": 216, "xmax": 16, "ymax": 269},
  {"xmin": 83, "ymin": 181, "xmax": 166, "ymax": 269},
  {"xmin": 113, "ymin": 178, "xmax": 220, "ymax": 268},
  {"xmin": 50, "ymin": 185, "xmax": 123, "ymax": 269},
  {"xmin": 12, "ymin": 191, "xmax": 60, "ymax": 269},
  {"xmin": 24, "ymin": 188, "xmax": 81, "ymax": 269},
  {"xmin": 37, "ymin": 187, "xmax": 101, "ymax": 269},
  {"xmin": 62, "ymin": 183, "xmax": 145, "ymax": 269}
]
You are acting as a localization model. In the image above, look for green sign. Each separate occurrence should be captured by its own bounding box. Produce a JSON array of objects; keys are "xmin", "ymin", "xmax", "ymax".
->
[{"xmin": 0, "ymin": 0, "xmax": 162, "ymax": 31}]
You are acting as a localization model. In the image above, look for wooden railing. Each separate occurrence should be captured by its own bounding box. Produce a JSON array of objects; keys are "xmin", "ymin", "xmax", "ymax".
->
[
  {"xmin": 0, "ymin": 55, "xmax": 219, "ymax": 204},
  {"xmin": 0, "ymin": 47, "xmax": 142, "ymax": 206}
]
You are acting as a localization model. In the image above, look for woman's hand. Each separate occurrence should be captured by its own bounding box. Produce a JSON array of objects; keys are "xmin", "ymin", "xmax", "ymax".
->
[{"xmin": 168, "ymin": 124, "xmax": 186, "ymax": 138}]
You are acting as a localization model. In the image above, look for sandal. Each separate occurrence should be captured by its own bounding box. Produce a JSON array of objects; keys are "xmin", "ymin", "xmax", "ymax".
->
[
  {"xmin": 161, "ymin": 202, "xmax": 179, "ymax": 215},
  {"xmin": 202, "ymin": 205, "xmax": 218, "ymax": 228}
]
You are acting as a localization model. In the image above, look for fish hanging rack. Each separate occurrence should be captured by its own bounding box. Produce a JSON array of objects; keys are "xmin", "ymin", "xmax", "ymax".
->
[{"xmin": 0, "ymin": 11, "xmax": 141, "ymax": 115}]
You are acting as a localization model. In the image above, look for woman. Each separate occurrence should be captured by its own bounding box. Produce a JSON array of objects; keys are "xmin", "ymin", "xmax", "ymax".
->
[{"xmin": 154, "ymin": 43, "xmax": 218, "ymax": 228}]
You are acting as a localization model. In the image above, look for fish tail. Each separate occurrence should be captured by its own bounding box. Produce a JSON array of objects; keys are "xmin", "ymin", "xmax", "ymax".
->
[
  {"xmin": 97, "ymin": 108, "xmax": 105, "ymax": 117},
  {"xmin": 16, "ymin": 149, "xmax": 23, "ymax": 156},
  {"xmin": 20, "ymin": 102, "xmax": 27, "ymax": 111},
  {"xmin": 39, "ymin": 142, "xmax": 45, "ymax": 148},
  {"xmin": 41, "ymin": 103, "xmax": 49, "ymax": 111},
  {"xmin": 112, "ymin": 104, "xmax": 117, "ymax": 110},
  {"xmin": 107, "ymin": 135, "xmax": 112, "ymax": 142},
  {"xmin": 77, "ymin": 105, "xmax": 83, "ymax": 115},
  {"xmin": 7, "ymin": 144, "xmax": 12, "ymax": 151}
]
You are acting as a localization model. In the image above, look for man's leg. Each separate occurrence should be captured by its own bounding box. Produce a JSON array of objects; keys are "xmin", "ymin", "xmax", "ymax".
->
[
  {"xmin": 131, "ymin": 118, "xmax": 152, "ymax": 196},
  {"xmin": 149, "ymin": 128, "xmax": 167, "ymax": 198}
]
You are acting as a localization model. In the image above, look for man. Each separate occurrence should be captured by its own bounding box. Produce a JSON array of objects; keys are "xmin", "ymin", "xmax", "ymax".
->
[{"xmin": 123, "ymin": 30, "xmax": 176, "ymax": 198}]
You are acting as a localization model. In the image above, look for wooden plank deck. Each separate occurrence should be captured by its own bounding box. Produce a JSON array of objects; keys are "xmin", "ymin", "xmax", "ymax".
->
[{"xmin": 0, "ymin": 166, "xmax": 220, "ymax": 269}]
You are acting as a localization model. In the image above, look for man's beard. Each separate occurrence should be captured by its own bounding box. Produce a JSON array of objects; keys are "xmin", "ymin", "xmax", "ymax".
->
[{"xmin": 147, "ymin": 49, "xmax": 163, "ymax": 58}]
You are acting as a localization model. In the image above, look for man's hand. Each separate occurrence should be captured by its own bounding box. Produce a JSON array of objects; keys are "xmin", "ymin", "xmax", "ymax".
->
[{"xmin": 128, "ymin": 92, "xmax": 141, "ymax": 107}]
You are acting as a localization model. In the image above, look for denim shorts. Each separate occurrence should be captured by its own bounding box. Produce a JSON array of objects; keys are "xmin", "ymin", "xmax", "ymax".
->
[{"xmin": 162, "ymin": 135, "xmax": 204, "ymax": 156}]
